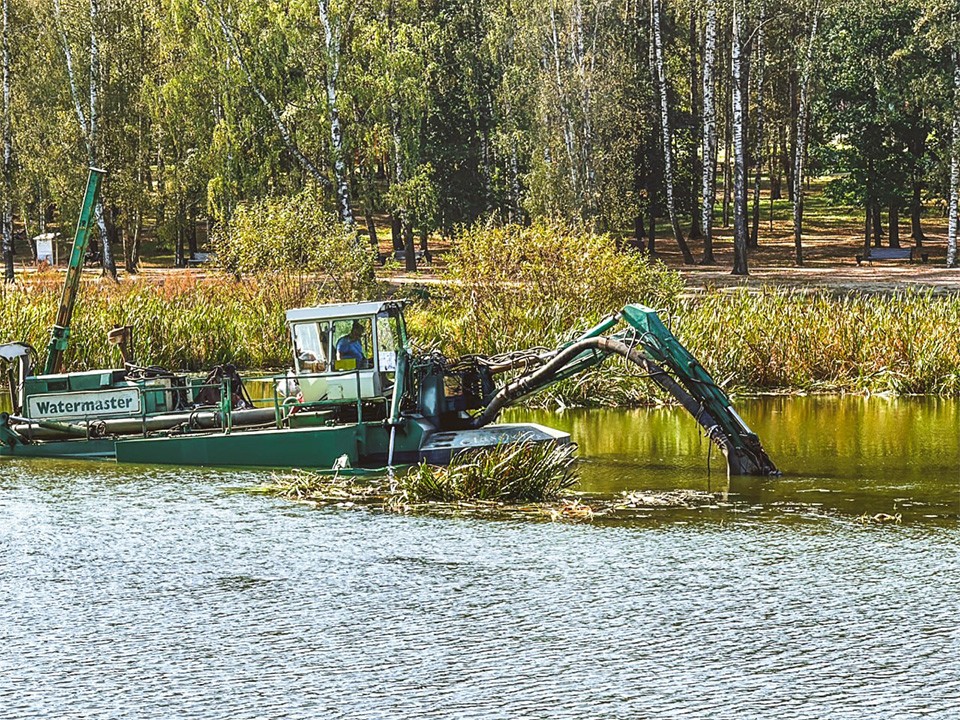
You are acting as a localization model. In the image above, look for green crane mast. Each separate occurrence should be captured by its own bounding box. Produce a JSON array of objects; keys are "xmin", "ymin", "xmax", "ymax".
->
[{"xmin": 43, "ymin": 167, "xmax": 106, "ymax": 376}]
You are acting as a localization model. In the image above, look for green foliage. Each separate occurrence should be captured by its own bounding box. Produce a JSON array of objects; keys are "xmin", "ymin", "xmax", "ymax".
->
[
  {"xmin": 210, "ymin": 190, "xmax": 378, "ymax": 299},
  {"xmin": 409, "ymin": 220, "xmax": 683, "ymax": 356},
  {"xmin": 403, "ymin": 221, "xmax": 683, "ymax": 407},
  {"xmin": 398, "ymin": 439, "xmax": 579, "ymax": 504}
]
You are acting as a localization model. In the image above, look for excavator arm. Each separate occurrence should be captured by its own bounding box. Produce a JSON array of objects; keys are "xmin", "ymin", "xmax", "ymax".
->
[{"xmin": 461, "ymin": 304, "xmax": 778, "ymax": 477}]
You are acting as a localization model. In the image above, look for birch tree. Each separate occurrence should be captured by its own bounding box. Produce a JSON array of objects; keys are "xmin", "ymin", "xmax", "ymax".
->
[
  {"xmin": 1, "ymin": 0, "xmax": 12, "ymax": 283},
  {"xmin": 651, "ymin": 0, "xmax": 694, "ymax": 264},
  {"xmin": 51, "ymin": 0, "xmax": 117, "ymax": 279},
  {"xmin": 749, "ymin": 4, "xmax": 766, "ymax": 249},
  {"xmin": 948, "ymin": 49, "xmax": 960, "ymax": 267},
  {"xmin": 699, "ymin": 0, "xmax": 717, "ymax": 264},
  {"xmin": 792, "ymin": 3, "xmax": 818, "ymax": 267},
  {"xmin": 317, "ymin": 0, "xmax": 355, "ymax": 228},
  {"xmin": 731, "ymin": 0, "xmax": 749, "ymax": 275}
]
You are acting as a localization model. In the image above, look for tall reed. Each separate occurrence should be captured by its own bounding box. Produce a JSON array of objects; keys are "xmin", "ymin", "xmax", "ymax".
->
[{"xmin": 0, "ymin": 273, "xmax": 343, "ymax": 371}]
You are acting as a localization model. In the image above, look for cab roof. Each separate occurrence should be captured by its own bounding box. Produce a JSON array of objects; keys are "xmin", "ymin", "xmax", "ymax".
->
[{"xmin": 285, "ymin": 301, "xmax": 403, "ymax": 324}]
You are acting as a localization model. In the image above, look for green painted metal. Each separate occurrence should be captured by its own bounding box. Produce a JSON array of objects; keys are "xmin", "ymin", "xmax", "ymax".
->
[
  {"xmin": 618, "ymin": 303, "xmax": 760, "ymax": 456},
  {"xmin": 44, "ymin": 167, "xmax": 107, "ymax": 376}
]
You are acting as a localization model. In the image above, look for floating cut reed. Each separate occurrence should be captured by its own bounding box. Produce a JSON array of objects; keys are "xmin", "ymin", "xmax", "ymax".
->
[{"xmin": 398, "ymin": 439, "xmax": 579, "ymax": 504}]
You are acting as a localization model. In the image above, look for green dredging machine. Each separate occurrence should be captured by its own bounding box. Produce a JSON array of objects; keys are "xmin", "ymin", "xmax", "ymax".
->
[{"xmin": 0, "ymin": 168, "xmax": 779, "ymax": 476}]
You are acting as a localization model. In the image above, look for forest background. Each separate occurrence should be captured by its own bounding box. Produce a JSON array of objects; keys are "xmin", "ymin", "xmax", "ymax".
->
[{"xmin": 0, "ymin": 0, "xmax": 956, "ymax": 281}]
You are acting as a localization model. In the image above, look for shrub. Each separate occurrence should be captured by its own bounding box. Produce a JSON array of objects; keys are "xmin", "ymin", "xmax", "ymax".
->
[
  {"xmin": 408, "ymin": 220, "xmax": 683, "ymax": 356},
  {"xmin": 403, "ymin": 220, "xmax": 683, "ymax": 406},
  {"xmin": 211, "ymin": 189, "xmax": 377, "ymax": 300}
]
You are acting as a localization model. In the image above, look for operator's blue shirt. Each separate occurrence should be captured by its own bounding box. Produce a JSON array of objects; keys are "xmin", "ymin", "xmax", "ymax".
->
[{"xmin": 336, "ymin": 336, "xmax": 364, "ymax": 361}]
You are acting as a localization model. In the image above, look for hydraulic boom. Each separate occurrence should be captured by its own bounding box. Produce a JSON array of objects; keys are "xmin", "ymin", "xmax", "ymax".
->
[{"xmin": 436, "ymin": 304, "xmax": 778, "ymax": 476}]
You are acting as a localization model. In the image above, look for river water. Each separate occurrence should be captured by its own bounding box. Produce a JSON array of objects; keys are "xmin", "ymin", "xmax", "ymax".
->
[{"xmin": 1, "ymin": 396, "xmax": 958, "ymax": 719}]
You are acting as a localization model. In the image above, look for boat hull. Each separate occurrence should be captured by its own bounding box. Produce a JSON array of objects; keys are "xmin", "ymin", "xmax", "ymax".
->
[{"xmin": 0, "ymin": 420, "xmax": 570, "ymax": 470}]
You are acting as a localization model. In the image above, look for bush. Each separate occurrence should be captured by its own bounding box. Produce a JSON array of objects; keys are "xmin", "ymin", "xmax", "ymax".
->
[
  {"xmin": 403, "ymin": 220, "xmax": 684, "ymax": 406},
  {"xmin": 408, "ymin": 220, "xmax": 683, "ymax": 356},
  {"xmin": 211, "ymin": 190, "xmax": 377, "ymax": 300}
]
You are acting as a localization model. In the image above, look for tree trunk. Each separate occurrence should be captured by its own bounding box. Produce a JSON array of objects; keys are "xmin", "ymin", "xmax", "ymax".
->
[
  {"xmin": 722, "ymin": 32, "xmax": 732, "ymax": 227},
  {"xmin": 749, "ymin": 9, "xmax": 766, "ymax": 249},
  {"xmin": 792, "ymin": 7, "xmax": 819, "ymax": 267},
  {"xmin": 390, "ymin": 213, "xmax": 403, "ymax": 252},
  {"xmin": 651, "ymin": 0, "xmax": 694, "ymax": 263},
  {"xmin": 911, "ymin": 182, "xmax": 925, "ymax": 246},
  {"xmin": 419, "ymin": 226, "xmax": 429, "ymax": 262},
  {"xmin": 770, "ymin": 127, "xmax": 783, "ymax": 200},
  {"xmin": 188, "ymin": 205, "xmax": 198, "ymax": 258},
  {"xmin": 731, "ymin": 0, "xmax": 749, "ymax": 276},
  {"xmin": 646, "ymin": 140, "xmax": 658, "ymax": 255},
  {"xmin": 365, "ymin": 208, "xmax": 379, "ymax": 252},
  {"xmin": 863, "ymin": 198, "xmax": 872, "ymax": 259},
  {"xmin": 317, "ymin": 0, "xmax": 354, "ymax": 228},
  {"xmin": 688, "ymin": 7, "xmax": 701, "ymax": 239},
  {"xmin": 89, "ymin": 0, "xmax": 116, "ymax": 280},
  {"xmin": 872, "ymin": 204, "xmax": 882, "ymax": 247},
  {"xmin": 403, "ymin": 222, "xmax": 416, "ymax": 272},
  {"xmin": 888, "ymin": 202, "xmax": 900, "ymax": 248},
  {"xmin": 1, "ymin": 0, "xmax": 11, "ymax": 283},
  {"xmin": 699, "ymin": 0, "xmax": 717, "ymax": 264},
  {"xmin": 948, "ymin": 49, "xmax": 960, "ymax": 267},
  {"xmin": 175, "ymin": 198, "xmax": 186, "ymax": 268}
]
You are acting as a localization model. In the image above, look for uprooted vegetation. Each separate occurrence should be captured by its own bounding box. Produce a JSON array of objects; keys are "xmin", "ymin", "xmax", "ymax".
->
[{"xmin": 251, "ymin": 438, "xmax": 743, "ymax": 523}]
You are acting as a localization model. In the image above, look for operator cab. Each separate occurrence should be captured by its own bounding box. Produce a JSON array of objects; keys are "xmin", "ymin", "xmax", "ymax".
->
[{"xmin": 285, "ymin": 301, "xmax": 406, "ymax": 403}]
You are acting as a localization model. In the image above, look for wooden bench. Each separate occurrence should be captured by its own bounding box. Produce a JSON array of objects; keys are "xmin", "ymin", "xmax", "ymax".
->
[
  {"xmin": 855, "ymin": 247, "xmax": 928, "ymax": 265},
  {"xmin": 187, "ymin": 251, "xmax": 215, "ymax": 267}
]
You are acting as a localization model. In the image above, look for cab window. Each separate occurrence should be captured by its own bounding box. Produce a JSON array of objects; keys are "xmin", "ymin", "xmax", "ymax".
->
[
  {"xmin": 332, "ymin": 318, "xmax": 373, "ymax": 370},
  {"xmin": 292, "ymin": 322, "xmax": 330, "ymax": 373}
]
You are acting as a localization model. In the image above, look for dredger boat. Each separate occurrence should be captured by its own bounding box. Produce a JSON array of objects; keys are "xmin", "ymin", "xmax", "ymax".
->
[{"xmin": 0, "ymin": 168, "xmax": 778, "ymax": 476}]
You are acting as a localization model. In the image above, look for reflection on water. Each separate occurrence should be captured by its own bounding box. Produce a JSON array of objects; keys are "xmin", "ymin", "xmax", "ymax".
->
[
  {"xmin": 1, "ymin": 396, "xmax": 959, "ymax": 718},
  {"xmin": 508, "ymin": 395, "xmax": 960, "ymax": 524}
]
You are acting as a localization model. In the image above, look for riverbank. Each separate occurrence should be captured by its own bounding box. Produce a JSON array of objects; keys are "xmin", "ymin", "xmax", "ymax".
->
[{"xmin": 4, "ymin": 271, "xmax": 960, "ymax": 402}]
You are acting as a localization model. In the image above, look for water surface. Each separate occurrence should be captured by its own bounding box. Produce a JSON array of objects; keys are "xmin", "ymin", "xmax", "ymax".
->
[{"xmin": 1, "ymin": 396, "xmax": 958, "ymax": 719}]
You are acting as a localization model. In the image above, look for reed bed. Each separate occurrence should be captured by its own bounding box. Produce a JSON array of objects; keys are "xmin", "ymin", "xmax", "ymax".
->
[
  {"xmin": 255, "ymin": 439, "xmax": 583, "ymax": 519},
  {"xmin": 0, "ymin": 273, "xmax": 345, "ymax": 371},
  {"xmin": 677, "ymin": 289, "xmax": 960, "ymax": 395},
  {"xmin": 398, "ymin": 439, "xmax": 579, "ymax": 504},
  {"xmin": 4, "ymin": 263, "xmax": 960, "ymax": 399}
]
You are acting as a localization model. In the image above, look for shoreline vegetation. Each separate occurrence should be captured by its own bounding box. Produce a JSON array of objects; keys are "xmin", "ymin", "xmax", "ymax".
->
[{"xmin": 3, "ymin": 228, "xmax": 960, "ymax": 401}]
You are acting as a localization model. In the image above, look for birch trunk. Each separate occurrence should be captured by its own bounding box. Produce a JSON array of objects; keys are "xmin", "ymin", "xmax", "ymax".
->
[
  {"xmin": 550, "ymin": 4, "xmax": 579, "ymax": 200},
  {"xmin": 89, "ymin": 0, "xmax": 116, "ymax": 280},
  {"xmin": 792, "ymin": 6, "xmax": 818, "ymax": 267},
  {"xmin": 688, "ymin": 6, "xmax": 701, "ymax": 239},
  {"xmin": 731, "ymin": 0, "xmax": 748, "ymax": 275},
  {"xmin": 651, "ymin": 0, "xmax": 694, "ymax": 264},
  {"xmin": 792, "ymin": 7, "xmax": 819, "ymax": 265},
  {"xmin": 749, "ymin": 8, "xmax": 766, "ymax": 249},
  {"xmin": 722, "ymin": 32, "xmax": 732, "ymax": 227},
  {"xmin": 1, "ymin": 0, "xmax": 12, "ymax": 283},
  {"xmin": 317, "ymin": 0, "xmax": 354, "ymax": 228},
  {"xmin": 699, "ymin": 0, "xmax": 717, "ymax": 264},
  {"xmin": 948, "ymin": 49, "xmax": 960, "ymax": 267},
  {"xmin": 573, "ymin": 0, "xmax": 596, "ymax": 218}
]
